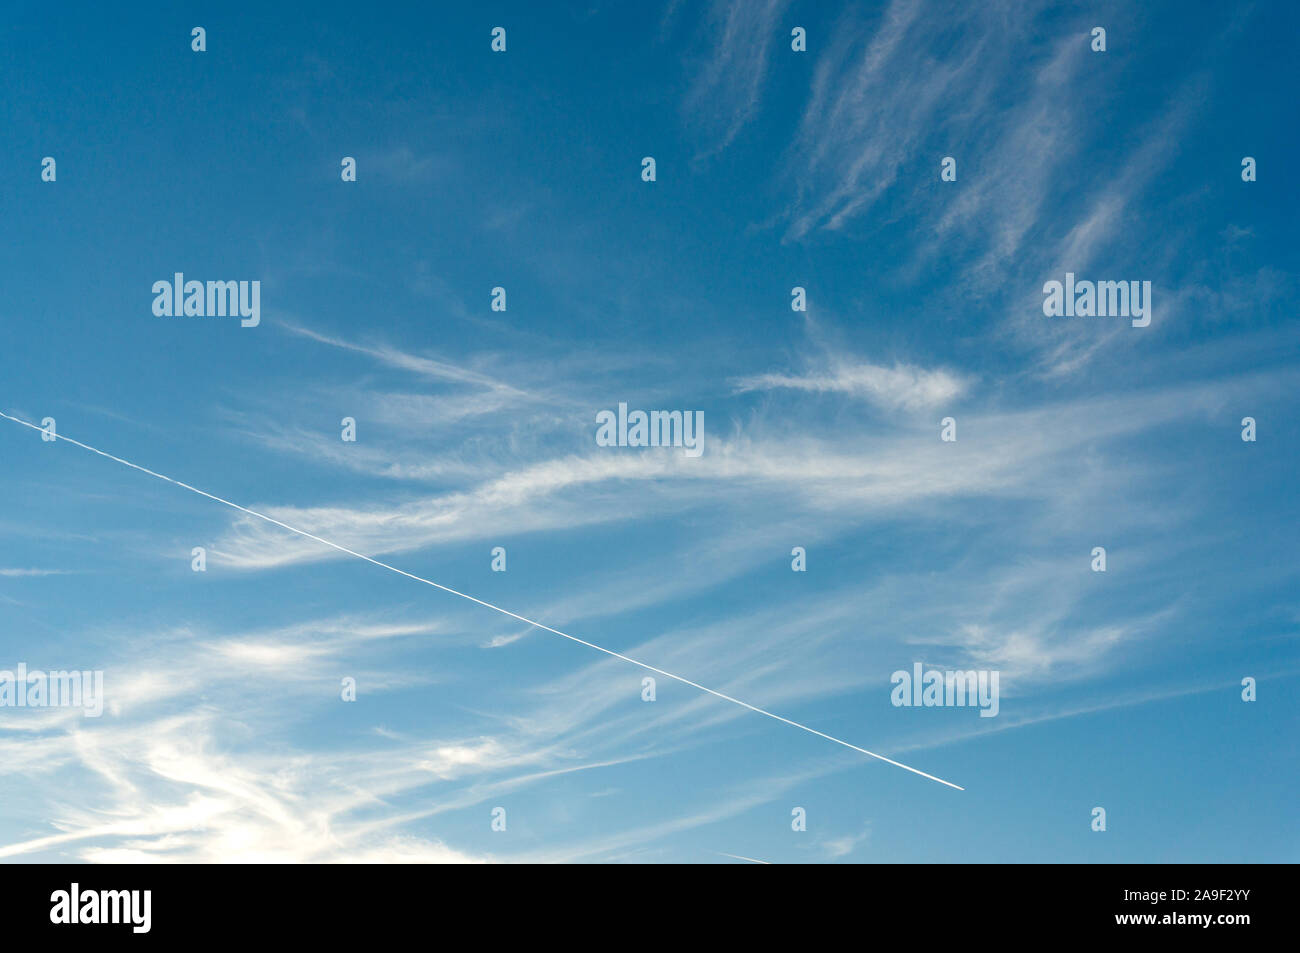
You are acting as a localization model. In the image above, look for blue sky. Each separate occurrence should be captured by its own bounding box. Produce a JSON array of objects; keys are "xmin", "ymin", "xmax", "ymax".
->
[{"xmin": 1, "ymin": 0, "xmax": 1297, "ymax": 862}]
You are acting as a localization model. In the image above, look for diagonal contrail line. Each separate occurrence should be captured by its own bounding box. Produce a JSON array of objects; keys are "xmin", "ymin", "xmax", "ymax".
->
[{"xmin": 0, "ymin": 410, "xmax": 964, "ymax": 791}]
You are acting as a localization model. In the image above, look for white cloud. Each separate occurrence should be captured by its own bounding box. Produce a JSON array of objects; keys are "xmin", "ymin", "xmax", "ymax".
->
[
  {"xmin": 733, "ymin": 359, "xmax": 971, "ymax": 411},
  {"xmin": 682, "ymin": 0, "xmax": 791, "ymax": 157}
]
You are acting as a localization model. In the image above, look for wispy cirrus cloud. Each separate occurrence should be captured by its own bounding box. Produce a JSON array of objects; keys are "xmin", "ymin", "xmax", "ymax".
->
[
  {"xmin": 204, "ymin": 366, "xmax": 1286, "ymax": 571},
  {"xmin": 682, "ymin": 0, "xmax": 791, "ymax": 158},
  {"xmin": 282, "ymin": 323, "xmax": 531, "ymax": 398},
  {"xmin": 782, "ymin": 0, "xmax": 1008, "ymax": 239},
  {"xmin": 732, "ymin": 357, "xmax": 971, "ymax": 411}
]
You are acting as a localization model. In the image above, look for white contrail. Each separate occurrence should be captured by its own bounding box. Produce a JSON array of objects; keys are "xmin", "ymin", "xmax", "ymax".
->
[{"xmin": 0, "ymin": 410, "xmax": 965, "ymax": 791}]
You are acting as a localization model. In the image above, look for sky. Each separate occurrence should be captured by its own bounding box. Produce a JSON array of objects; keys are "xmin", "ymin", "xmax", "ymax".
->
[{"xmin": 0, "ymin": 0, "xmax": 1297, "ymax": 863}]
